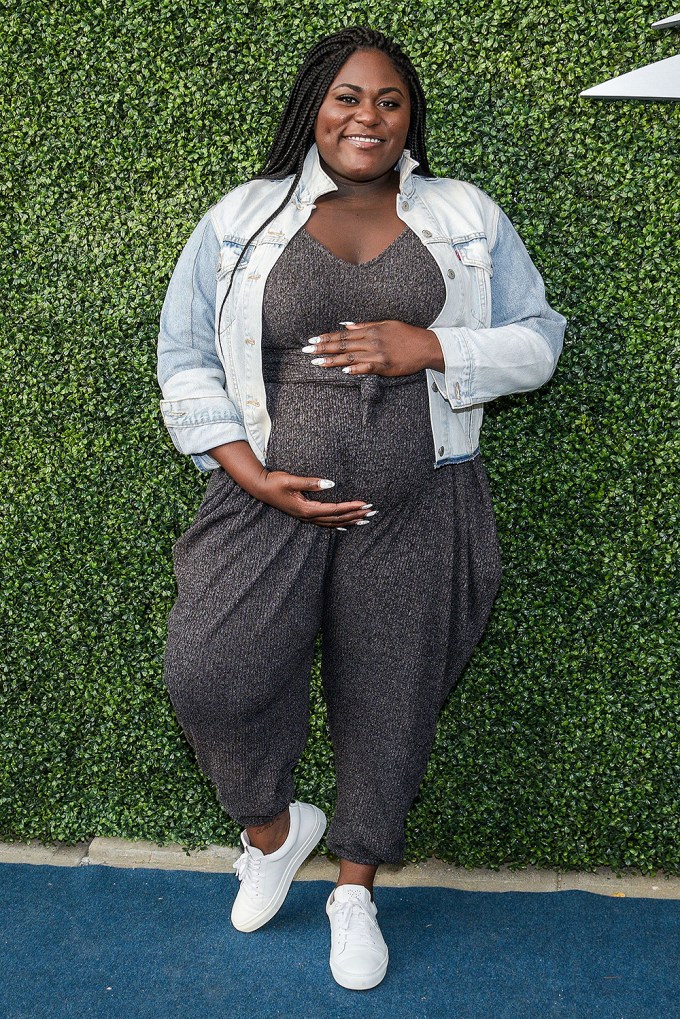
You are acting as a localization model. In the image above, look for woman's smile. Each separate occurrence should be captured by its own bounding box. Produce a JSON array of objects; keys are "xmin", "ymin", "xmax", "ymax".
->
[{"xmin": 343, "ymin": 135, "xmax": 386, "ymax": 147}]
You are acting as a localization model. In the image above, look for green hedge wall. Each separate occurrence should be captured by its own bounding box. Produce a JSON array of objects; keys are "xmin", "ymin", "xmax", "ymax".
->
[{"xmin": 2, "ymin": 0, "xmax": 678, "ymax": 871}]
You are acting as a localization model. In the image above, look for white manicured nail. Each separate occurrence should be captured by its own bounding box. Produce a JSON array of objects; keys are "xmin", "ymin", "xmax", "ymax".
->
[
  {"xmin": 311, "ymin": 357, "xmax": 325, "ymax": 366},
  {"xmin": 301, "ymin": 345, "xmax": 316, "ymax": 353},
  {"xmin": 307, "ymin": 336, "xmax": 322, "ymax": 344},
  {"xmin": 318, "ymin": 479, "xmax": 335, "ymax": 489},
  {"xmin": 365, "ymin": 510, "xmax": 378, "ymax": 517},
  {"xmin": 336, "ymin": 527, "xmax": 348, "ymax": 532},
  {"xmin": 341, "ymin": 366, "xmax": 352, "ymax": 373},
  {"xmin": 355, "ymin": 519, "xmax": 371, "ymax": 526},
  {"xmin": 339, "ymin": 321, "xmax": 355, "ymax": 327},
  {"xmin": 360, "ymin": 504, "xmax": 373, "ymax": 509}
]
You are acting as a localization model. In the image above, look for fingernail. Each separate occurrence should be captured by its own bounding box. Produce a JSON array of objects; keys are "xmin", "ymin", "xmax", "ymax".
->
[
  {"xmin": 336, "ymin": 527, "xmax": 348, "ymax": 532},
  {"xmin": 307, "ymin": 336, "xmax": 322, "ymax": 345},
  {"xmin": 311, "ymin": 357, "xmax": 325, "ymax": 366},
  {"xmin": 318, "ymin": 479, "xmax": 335, "ymax": 489},
  {"xmin": 365, "ymin": 510, "xmax": 378, "ymax": 517},
  {"xmin": 355, "ymin": 519, "xmax": 371, "ymax": 526},
  {"xmin": 341, "ymin": 366, "xmax": 352, "ymax": 373},
  {"xmin": 301, "ymin": 345, "xmax": 316, "ymax": 353},
  {"xmin": 360, "ymin": 504, "xmax": 373, "ymax": 509},
  {"xmin": 339, "ymin": 321, "xmax": 355, "ymax": 326}
]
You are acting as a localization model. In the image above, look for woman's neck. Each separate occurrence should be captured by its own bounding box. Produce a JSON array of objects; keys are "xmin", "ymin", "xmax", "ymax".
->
[{"xmin": 319, "ymin": 159, "xmax": 400, "ymax": 205}]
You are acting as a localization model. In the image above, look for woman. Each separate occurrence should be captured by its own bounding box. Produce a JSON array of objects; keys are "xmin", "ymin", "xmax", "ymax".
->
[{"xmin": 157, "ymin": 27, "xmax": 566, "ymax": 991}]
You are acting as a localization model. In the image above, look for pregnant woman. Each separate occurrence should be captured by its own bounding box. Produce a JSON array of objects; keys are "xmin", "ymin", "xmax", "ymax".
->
[{"xmin": 157, "ymin": 26, "xmax": 566, "ymax": 990}]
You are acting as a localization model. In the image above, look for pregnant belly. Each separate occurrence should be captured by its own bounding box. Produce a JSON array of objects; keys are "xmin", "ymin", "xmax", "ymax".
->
[{"xmin": 263, "ymin": 375, "xmax": 436, "ymax": 509}]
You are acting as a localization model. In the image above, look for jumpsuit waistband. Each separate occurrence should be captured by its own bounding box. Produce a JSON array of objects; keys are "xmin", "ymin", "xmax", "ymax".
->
[{"xmin": 261, "ymin": 349, "xmax": 425, "ymax": 426}]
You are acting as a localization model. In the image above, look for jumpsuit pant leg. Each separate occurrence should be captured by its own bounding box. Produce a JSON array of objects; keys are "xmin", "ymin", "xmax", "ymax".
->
[
  {"xmin": 321, "ymin": 456, "xmax": 502, "ymax": 867},
  {"xmin": 163, "ymin": 467, "xmax": 331, "ymax": 826},
  {"xmin": 163, "ymin": 454, "xmax": 500, "ymax": 863}
]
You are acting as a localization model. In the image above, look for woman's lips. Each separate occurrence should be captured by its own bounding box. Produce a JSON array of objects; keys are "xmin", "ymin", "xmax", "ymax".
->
[{"xmin": 342, "ymin": 135, "xmax": 385, "ymax": 148}]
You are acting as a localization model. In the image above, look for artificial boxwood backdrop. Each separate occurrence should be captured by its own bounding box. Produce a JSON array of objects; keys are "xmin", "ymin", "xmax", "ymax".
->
[{"xmin": 2, "ymin": 0, "xmax": 678, "ymax": 871}]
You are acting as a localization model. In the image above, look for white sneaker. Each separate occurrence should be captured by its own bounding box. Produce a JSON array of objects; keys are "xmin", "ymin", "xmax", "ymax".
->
[
  {"xmin": 326, "ymin": 884, "xmax": 389, "ymax": 990},
  {"xmin": 230, "ymin": 800, "xmax": 327, "ymax": 932}
]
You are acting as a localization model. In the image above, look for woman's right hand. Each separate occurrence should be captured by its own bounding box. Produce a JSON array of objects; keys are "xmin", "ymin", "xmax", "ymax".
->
[
  {"xmin": 252, "ymin": 470, "xmax": 373, "ymax": 527},
  {"xmin": 206, "ymin": 440, "xmax": 374, "ymax": 528}
]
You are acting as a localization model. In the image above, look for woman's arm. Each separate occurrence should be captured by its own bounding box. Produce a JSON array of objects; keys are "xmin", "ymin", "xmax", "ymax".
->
[
  {"xmin": 157, "ymin": 213, "xmax": 247, "ymax": 471},
  {"xmin": 428, "ymin": 207, "xmax": 566, "ymax": 407}
]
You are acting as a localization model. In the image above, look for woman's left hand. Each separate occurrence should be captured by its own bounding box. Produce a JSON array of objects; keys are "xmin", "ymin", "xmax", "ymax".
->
[{"xmin": 301, "ymin": 321, "xmax": 445, "ymax": 377}]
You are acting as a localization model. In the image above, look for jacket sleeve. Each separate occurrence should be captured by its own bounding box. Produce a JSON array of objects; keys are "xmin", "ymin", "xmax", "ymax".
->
[
  {"xmin": 157, "ymin": 212, "xmax": 247, "ymax": 472},
  {"xmin": 430, "ymin": 206, "xmax": 566, "ymax": 409}
]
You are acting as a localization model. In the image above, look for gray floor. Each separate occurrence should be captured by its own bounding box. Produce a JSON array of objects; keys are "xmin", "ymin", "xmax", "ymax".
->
[{"xmin": 1, "ymin": 839, "xmax": 678, "ymax": 899}]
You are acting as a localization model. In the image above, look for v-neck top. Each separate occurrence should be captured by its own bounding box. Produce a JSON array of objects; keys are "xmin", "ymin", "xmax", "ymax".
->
[{"xmin": 260, "ymin": 224, "xmax": 446, "ymax": 356}]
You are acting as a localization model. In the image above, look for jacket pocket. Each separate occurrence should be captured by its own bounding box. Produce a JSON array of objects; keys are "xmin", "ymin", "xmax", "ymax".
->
[{"xmin": 217, "ymin": 235, "xmax": 254, "ymax": 280}]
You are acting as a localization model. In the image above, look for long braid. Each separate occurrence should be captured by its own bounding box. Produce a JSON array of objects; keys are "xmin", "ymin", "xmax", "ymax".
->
[{"xmin": 217, "ymin": 27, "xmax": 431, "ymax": 331}]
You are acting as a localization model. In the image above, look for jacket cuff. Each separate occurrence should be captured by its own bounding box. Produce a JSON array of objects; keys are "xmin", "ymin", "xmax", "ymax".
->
[
  {"xmin": 431, "ymin": 324, "xmax": 557, "ymax": 407},
  {"xmin": 430, "ymin": 327, "xmax": 473, "ymax": 407},
  {"xmin": 191, "ymin": 452, "xmax": 222, "ymax": 472},
  {"xmin": 160, "ymin": 396, "xmax": 248, "ymax": 457}
]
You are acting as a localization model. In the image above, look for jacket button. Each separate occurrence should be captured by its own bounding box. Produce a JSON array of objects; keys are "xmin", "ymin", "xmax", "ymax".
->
[
  {"xmin": 455, "ymin": 383, "xmax": 461, "ymax": 399},
  {"xmin": 401, "ymin": 201, "xmax": 410, "ymax": 211},
  {"xmin": 431, "ymin": 381, "xmax": 438, "ymax": 392},
  {"xmin": 447, "ymin": 268, "xmax": 456, "ymax": 279},
  {"xmin": 438, "ymin": 446, "xmax": 445, "ymax": 456},
  {"xmin": 245, "ymin": 337, "xmax": 256, "ymax": 345},
  {"xmin": 246, "ymin": 399, "xmax": 260, "ymax": 407},
  {"xmin": 422, "ymin": 229, "xmax": 432, "ymax": 238}
]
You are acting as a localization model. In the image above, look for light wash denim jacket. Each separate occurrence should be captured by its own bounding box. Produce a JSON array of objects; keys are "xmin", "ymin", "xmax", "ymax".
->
[{"xmin": 157, "ymin": 144, "xmax": 566, "ymax": 472}]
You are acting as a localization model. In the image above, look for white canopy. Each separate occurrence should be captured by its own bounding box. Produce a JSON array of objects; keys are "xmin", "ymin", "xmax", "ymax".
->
[
  {"xmin": 652, "ymin": 13, "xmax": 680, "ymax": 28},
  {"xmin": 580, "ymin": 53, "xmax": 680, "ymax": 100}
]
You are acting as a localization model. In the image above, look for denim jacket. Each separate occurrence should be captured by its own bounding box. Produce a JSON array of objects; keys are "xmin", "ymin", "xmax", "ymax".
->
[{"xmin": 157, "ymin": 144, "xmax": 566, "ymax": 471}]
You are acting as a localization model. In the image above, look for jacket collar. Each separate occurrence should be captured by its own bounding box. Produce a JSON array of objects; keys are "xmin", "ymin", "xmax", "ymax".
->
[{"xmin": 295, "ymin": 143, "xmax": 420, "ymax": 204}]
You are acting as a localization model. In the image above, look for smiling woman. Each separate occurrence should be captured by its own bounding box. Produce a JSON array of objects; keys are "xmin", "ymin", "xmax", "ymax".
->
[{"xmin": 156, "ymin": 26, "xmax": 566, "ymax": 991}]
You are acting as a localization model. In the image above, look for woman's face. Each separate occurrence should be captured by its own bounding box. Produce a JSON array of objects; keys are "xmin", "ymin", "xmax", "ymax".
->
[{"xmin": 313, "ymin": 48, "xmax": 411, "ymax": 184}]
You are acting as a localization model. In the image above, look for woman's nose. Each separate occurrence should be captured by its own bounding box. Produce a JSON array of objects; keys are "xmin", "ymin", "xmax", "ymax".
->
[{"xmin": 353, "ymin": 103, "xmax": 381, "ymax": 126}]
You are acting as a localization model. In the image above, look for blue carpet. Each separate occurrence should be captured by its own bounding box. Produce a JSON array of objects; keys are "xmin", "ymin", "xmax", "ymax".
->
[{"xmin": 0, "ymin": 863, "xmax": 678, "ymax": 1018}]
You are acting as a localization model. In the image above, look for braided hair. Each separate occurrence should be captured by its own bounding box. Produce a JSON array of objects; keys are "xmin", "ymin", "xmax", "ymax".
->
[{"xmin": 218, "ymin": 27, "xmax": 431, "ymax": 325}]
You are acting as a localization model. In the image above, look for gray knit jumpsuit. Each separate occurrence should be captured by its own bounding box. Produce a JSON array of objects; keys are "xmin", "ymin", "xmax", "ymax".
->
[{"xmin": 163, "ymin": 223, "xmax": 502, "ymax": 866}]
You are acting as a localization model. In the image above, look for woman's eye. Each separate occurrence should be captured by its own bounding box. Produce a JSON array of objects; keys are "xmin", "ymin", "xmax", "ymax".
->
[{"xmin": 336, "ymin": 96, "xmax": 401, "ymax": 110}]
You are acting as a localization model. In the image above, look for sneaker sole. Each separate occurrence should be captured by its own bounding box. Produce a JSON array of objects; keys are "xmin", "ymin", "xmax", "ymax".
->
[
  {"xmin": 231, "ymin": 805, "xmax": 327, "ymax": 932},
  {"xmin": 329, "ymin": 951, "xmax": 389, "ymax": 991}
]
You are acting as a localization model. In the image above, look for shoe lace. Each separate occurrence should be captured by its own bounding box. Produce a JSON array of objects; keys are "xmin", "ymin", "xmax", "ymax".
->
[
  {"xmin": 233, "ymin": 848, "xmax": 262, "ymax": 897},
  {"xmin": 335, "ymin": 899, "xmax": 378, "ymax": 948}
]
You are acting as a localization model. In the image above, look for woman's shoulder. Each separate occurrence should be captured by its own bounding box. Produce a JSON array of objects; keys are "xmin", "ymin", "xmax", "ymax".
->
[
  {"xmin": 414, "ymin": 175, "xmax": 501, "ymax": 243},
  {"xmin": 207, "ymin": 176, "xmax": 293, "ymax": 238}
]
